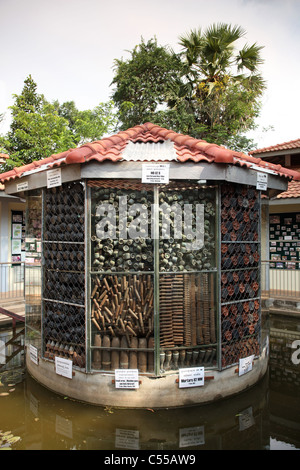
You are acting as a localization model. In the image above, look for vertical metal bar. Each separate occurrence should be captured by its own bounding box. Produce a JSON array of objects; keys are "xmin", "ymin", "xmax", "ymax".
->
[
  {"xmin": 216, "ymin": 184, "xmax": 222, "ymax": 371},
  {"xmin": 85, "ymin": 181, "xmax": 91, "ymax": 372},
  {"xmin": 41, "ymin": 188, "xmax": 45, "ymax": 357},
  {"xmin": 258, "ymin": 190, "xmax": 262, "ymax": 353},
  {"xmin": 153, "ymin": 185, "xmax": 160, "ymax": 376}
]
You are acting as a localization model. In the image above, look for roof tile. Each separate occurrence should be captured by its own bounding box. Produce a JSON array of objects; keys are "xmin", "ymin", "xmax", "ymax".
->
[
  {"xmin": 1, "ymin": 122, "xmax": 300, "ymax": 183},
  {"xmin": 276, "ymin": 180, "xmax": 300, "ymax": 199},
  {"xmin": 250, "ymin": 138, "xmax": 300, "ymax": 155}
]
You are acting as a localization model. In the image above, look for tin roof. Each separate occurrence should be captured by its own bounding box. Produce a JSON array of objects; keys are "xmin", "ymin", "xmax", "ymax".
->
[{"xmin": 1, "ymin": 122, "xmax": 300, "ymax": 183}]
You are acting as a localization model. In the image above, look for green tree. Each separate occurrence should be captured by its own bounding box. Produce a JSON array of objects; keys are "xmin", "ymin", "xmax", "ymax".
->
[
  {"xmin": 111, "ymin": 37, "xmax": 185, "ymax": 130},
  {"xmin": 176, "ymin": 24, "xmax": 265, "ymax": 148},
  {"xmin": 57, "ymin": 100, "xmax": 118, "ymax": 144},
  {"xmin": 111, "ymin": 25, "xmax": 266, "ymax": 151},
  {"xmin": 1, "ymin": 75, "xmax": 76, "ymax": 170},
  {"xmin": 0, "ymin": 76, "xmax": 118, "ymax": 171}
]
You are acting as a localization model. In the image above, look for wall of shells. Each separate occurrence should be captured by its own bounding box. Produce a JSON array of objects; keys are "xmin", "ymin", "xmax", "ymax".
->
[
  {"xmin": 89, "ymin": 180, "xmax": 217, "ymax": 373},
  {"xmin": 220, "ymin": 184, "xmax": 261, "ymax": 368},
  {"xmin": 38, "ymin": 178, "xmax": 262, "ymax": 374},
  {"xmin": 42, "ymin": 182, "xmax": 86, "ymax": 368}
]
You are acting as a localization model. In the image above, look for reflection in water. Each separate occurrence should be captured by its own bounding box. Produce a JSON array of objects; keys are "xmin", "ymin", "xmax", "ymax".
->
[
  {"xmin": 269, "ymin": 315, "xmax": 300, "ymax": 450},
  {"xmin": 0, "ymin": 314, "xmax": 300, "ymax": 450}
]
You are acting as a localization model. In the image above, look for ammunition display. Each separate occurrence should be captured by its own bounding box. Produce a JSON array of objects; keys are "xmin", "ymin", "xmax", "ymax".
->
[
  {"xmin": 220, "ymin": 184, "xmax": 261, "ymax": 367},
  {"xmin": 89, "ymin": 181, "xmax": 217, "ymax": 373},
  {"xmin": 91, "ymin": 273, "xmax": 155, "ymax": 372},
  {"xmin": 158, "ymin": 184, "xmax": 216, "ymax": 271},
  {"xmin": 159, "ymin": 273, "xmax": 217, "ymax": 369},
  {"xmin": 40, "ymin": 178, "xmax": 261, "ymax": 375},
  {"xmin": 90, "ymin": 181, "xmax": 154, "ymax": 272},
  {"xmin": 43, "ymin": 182, "xmax": 86, "ymax": 368}
]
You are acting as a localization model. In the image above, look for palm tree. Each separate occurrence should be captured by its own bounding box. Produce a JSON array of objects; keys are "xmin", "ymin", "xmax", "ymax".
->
[
  {"xmin": 175, "ymin": 23, "xmax": 265, "ymax": 144},
  {"xmin": 179, "ymin": 23, "xmax": 264, "ymax": 92}
]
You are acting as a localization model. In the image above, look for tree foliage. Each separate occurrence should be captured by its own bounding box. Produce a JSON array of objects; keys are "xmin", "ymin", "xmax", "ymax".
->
[
  {"xmin": 111, "ymin": 24, "xmax": 266, "ymax": 151},
  {"xmin": 111, "ymin": 37, "xmax": 185, "ymax": 130},
  {"xmin": 0, "ymin": 75, "xmax": 118, "ymax": 171}
]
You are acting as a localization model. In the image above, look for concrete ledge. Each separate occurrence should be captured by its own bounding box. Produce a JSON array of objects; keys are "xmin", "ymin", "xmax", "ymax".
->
[{"xmin": 26, "ymin": 346, "xmax": 269, "ymax": 409}]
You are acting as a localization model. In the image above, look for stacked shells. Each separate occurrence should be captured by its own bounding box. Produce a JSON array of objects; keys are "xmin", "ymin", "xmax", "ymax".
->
[
  {"xmin": 91, "ymin": 273, "xmax": 155, "ymax": 372},
  {"xmin": 159, "ymin": 186, "xmax": 215, "ymax": 272},
  {"xmin": 43, "ymin": 182, "xmax": 86, "ymax": 368},
  {"xmin": 220, "ymin": 184, "xmax": 261, "ymax": 367},
  {"xmin": 91, "ymin": 184, "xmax": 216, "ymax": 273},
  {"xmin": 91, "ymin": 187, "xmax": 154, "ymax": 272}
]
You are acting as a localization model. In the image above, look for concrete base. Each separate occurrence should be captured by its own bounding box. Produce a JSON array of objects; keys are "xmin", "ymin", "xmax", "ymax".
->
[{"xmin": 26, "ymin": 347, "xmax": 268, "ymax": 409}]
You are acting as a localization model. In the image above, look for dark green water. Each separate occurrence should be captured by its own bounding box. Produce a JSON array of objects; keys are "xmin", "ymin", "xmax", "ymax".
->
[{"xmin": 0, "ymin": 313, "xmax": 299, "ymax": 451}]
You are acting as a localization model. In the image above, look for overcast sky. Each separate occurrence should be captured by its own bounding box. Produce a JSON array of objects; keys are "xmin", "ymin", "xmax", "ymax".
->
[{"xmin": 1, "ymin": 0, "xmax": 299, "ymax": 150}]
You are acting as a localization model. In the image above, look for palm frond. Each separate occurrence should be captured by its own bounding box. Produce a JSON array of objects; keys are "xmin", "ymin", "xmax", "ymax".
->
[{"xmin": 236, "ymin": 43, "xmax": 264, "ymax": 72}]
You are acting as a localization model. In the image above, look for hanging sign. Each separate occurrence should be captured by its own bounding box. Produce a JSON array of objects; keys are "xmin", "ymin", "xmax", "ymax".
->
[
  {"xmin": 114, "ymin": 369, "xmax": 140, "ymax": 389},
  {"xmin": 256, "ymin": 172, "xmax": 268, "ymax": 191},
  {"xmin": 47, "ymin": 168, "xmax": 62, "ymax": 188},
  {"xmin": 239, "ymin": 355, "xmax": 254, "ymax": 376},
  {"xmin": 55, "ymin": 356, "xmax": 73, "ymax": 379},
  {"xmin": 178, "ymin": 367, "xmax": 204, "ymax": 388},
  {"xmin": 142, "ymin": 163, "xmax": 170, "ymax": 184}
]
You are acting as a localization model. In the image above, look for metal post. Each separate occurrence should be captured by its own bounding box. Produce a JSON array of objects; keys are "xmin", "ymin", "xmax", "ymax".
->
[
  {"xmin": 85, "ymin": 181, "xmax": 91, "ymax": 372},
  {"xmin": 153, "ymin": 185, "xmax": 160, "ymax": 376},
  {"xmin": 216, "ymin": 184, "xmax": 222, "ymax": 371}
]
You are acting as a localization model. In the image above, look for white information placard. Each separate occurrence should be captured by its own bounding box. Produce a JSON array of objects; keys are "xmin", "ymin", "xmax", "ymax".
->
[
  {"xmin": 142, "ymin": 163, "xmax": 169, "ymax": 184},
  {"xmin": 179, "ymin": 425, "xmax": 205, "ymax": 447},
  {"xmin": 179, "ymin": 367, "xmax": 204, "ymax": 388},
  {"xmin": 55, "ymin": 356, "xmax": 73, "ymax": 379},
  {"xmin": 17, "ymin": 181, "xmax": 29, "ymax": 192},
  {"xmin": 115, "ymin": 369, "xmax": 139, "ymax": 389},
  {"xmin": 47, "ymin": 168, "xmax": 62, "ymax": 188},
  {"xmin": 115, "ymin": 429, "xmax": 140, "ymax": 450},
  {"xmin": 0, "ymin": 339, "xmax": 5, "ymax": 365},
  {"xmin": 256, "ymin": 172, "xmax": 268, "ymax": 191},
  {"xmin": 29, "ymin": 344, "xmax": 39, "ymax": 365},
  {"xmin": 238, "ymin": 406, "xmax": 255, "ymax": 431},
  {"xmin": 239, "ymin": 355, "xmax": 254, "ymax": 376}
]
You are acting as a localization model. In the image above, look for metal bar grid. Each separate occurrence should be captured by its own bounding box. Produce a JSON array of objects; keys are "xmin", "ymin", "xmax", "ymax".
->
[
  {"xmin": 88, "ymin": 180, "xmax": 218, "ymax": 375},
  {"xmin": 42, "ymin": 182, "xmax": 86, "ymax": 369},
  {"xmin": 220, "ymin": 183, "xmax": 261, "ymax": 369}
]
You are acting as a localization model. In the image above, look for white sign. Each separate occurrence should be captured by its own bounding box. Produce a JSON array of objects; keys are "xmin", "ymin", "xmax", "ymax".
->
[
  {"xmin": 55, "ymin": 356, "xmax": 73, "ymax": 379},
  {"xmin": 115, "ymin": 429, "xmax": 140, "ymax": 450},
  {"xmin": 29, "ymin": 344, "xmax": 39, "ymax": 365},
  {"xmin": 179, "ymin": 367, "xmax": 204, "ymax": 388},
  {"xmin": 239, "ymin": 355, "xmax": 254, "ymax": 376},
  {"xmin": 179, "ymin": 425, "xmax": 205, "ymax": 447},
  {"xmin": 256, "ymin": 172, "xmax": 268, "ymax": 191},
  {"xmin": 142, "ymin": 163, "xmax": 170, "ymax": 184},
  {"xmin": 0, "ymin": 339, "xmax": 5, "ymax": 365},
  {"xmin": 238, "ymin": 406, "xmax": 255, "ymax": 431},
  {"xmin": 114, "ymin": 369, "xmax": 139, "ymax": 389},
  {"xmin": 17, "ymin": 181, "xmax": 29, "ymax": 192},
  {"xmin": 47, "ymin": 168, "xmax": 62, "ymax": 188}
]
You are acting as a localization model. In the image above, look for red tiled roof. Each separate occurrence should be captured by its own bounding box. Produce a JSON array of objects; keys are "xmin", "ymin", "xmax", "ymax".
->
[
  {"xmin": 1, "ymin": 123, "xmax": 300, "ymax": 183},
  {"xmin": 249, "ymin": 138, "xmax": 300, "ymax": 155},
  {"xmin": 275, "ymin": 180, "xmax": 300, "ymax": 199}
]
